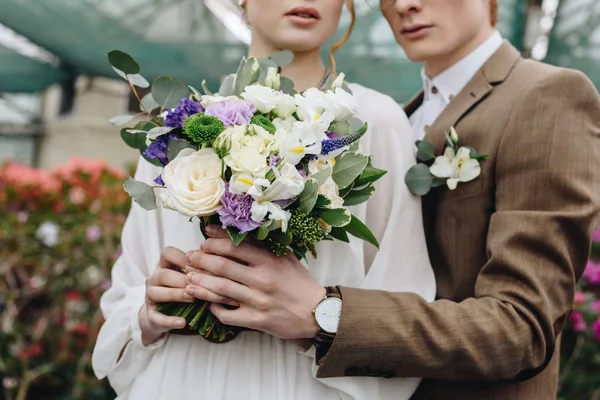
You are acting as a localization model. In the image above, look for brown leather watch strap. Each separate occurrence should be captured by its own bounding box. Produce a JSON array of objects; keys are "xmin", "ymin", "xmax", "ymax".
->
[{"xmin": 312, "ymin": 286, "xmax": 342, "ymax": 352}]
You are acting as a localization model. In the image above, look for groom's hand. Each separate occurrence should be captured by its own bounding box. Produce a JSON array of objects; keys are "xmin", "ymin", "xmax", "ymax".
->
[{"xmin": 185, "ymin": 227, "xmax": 326, "ymax": 340}]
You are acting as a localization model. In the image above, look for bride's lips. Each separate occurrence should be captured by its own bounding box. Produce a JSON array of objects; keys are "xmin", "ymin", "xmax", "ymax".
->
[
  {"xmin": 401, "ymin": 24, "xmax": 433, "ymax": 40},
  {"xmin": 285, "ymin": 7, "xmax": 320, "ymax": 27}
]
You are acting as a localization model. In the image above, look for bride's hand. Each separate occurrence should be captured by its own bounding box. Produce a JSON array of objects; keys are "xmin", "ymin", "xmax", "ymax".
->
[{"xmin": 139, "ymin": 246, "xmax": 192, "ymax": 345}]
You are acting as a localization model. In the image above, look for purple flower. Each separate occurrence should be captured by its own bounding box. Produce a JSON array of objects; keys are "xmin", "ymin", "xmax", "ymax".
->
[
  {"xmin": 165, "ymin": 98, "xmax": 204, "ymax": 128},
  {"xmin": 269, "ymin": 155, "xmax": 281, "ymax": 166},
  {"xmin": 205, "ymin": 101, "xmax": 255, "ymax": 126},
  {"xmin": 154, "ymin": 173, "xmax": 165, "ymax": 186},
  {"xmin": 593, "ymin": 319, "xmax": 600, "ymax": 341},
  {"xmin": 144, "ymin": 132, "xmax": 180, "ymax": 166},
  {"xmin": 570, "ymin": 311, "xmax": 587, "ymax": 332},
  {"xmin": 217, "ymin": 184, "xmax": 262, "ymax": 234},
  {"xmin": 326, "ymin": 131, "xmax": 340, "ymax": 139},
  {"xmin": 584, "ymin": 260, "xmax": 600, "ymax": 285},
  {"xmin": 86, "ymin": 225, "xmax": 101, "ymax": 242},
  {"xmin": 17, "ymin": 211, "xmax": 29, "ymax": 223}
]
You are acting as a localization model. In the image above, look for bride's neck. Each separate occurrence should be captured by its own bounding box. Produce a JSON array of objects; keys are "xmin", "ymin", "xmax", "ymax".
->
[{"xmin": 248, "ymin": 42, "xmax": 326, "ymax": 92}]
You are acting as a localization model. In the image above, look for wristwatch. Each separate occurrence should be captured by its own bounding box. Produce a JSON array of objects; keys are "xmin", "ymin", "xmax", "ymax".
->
[{"xmin": 312, "ymin": 286, "xmax": 342, "ymax": 350}]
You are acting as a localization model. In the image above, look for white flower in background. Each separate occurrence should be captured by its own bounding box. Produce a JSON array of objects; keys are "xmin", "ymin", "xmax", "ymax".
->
[
  {"xmin": 224, "ymin": 125, "xmax": 274, "ymax": 177},
  {"xmin": 200, "ymin": 94, "xmax": 247, "ymax": 108},
  {"xmin": 308, "ymin": 159, "xmax": 344, "ymax": 209},
  {"xmin": 274, "ymin": 93, "xmax": 297, "ymax": 118},
  {"xmin": 294, "ymin": 88, "xmax": 329, "ymax": 122},
  {"xmin": 429, "ymin": 147, "xmax": 481, "ymax": 190},
  {"xmin": 241, "ymin": 85, "xmax": 283, "ymax": 114},
  {"xmin": 248, "ymin": 163, "xmax": 305, "ymax": 231},
  {"xmin": 36, "ymin": 221, "xmax": 60, "ymax": 247},
  {"xmin": 326, "ymin": 88, "xmax": 358, "ymax": 121},
  {"xmin": 264, "ymin": 67, "xmax": 281, "ymax": 90},
  {"xmin": 161, "ymin": 148, "xmax": 225, "ymax": 217},
  {"xmin": 330, "ymin": 73, "xmax": 346, "ymax": 90}
]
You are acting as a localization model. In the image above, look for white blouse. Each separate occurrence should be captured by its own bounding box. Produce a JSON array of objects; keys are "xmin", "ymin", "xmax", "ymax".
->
[{"xmin": 92, "ymin": 83, "xmax": 436, "ymax": 400}]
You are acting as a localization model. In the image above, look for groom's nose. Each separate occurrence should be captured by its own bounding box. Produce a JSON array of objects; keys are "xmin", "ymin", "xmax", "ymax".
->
[{"xmin": 389, "ymin": 0, "xmax": 423, "ymax": 15}]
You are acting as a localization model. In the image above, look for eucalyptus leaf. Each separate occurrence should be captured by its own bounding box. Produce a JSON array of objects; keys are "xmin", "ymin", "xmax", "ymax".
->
[
  {"xmin": 343, "ymin": 185, "xmax": 375, "ymax": 207},
  {"xmin": 140, "ymin": 93, "xmax": 160, "ymax": 112},
  {"xmin": 147, "ymin": 126, "xmax": 176, "ymax": 140},
  {"xmin": 152, "ymin": 77, "xmax": 190, "ymax": 110},
  {"xmin": 345, "ymin": 216, "xmax": 379, "ymax": 249},
  {"xmin": 310, "ymin": 167, "xmax": 331, "ymax": 185},
  {"xmin": 432, "ymin": 177, "xmax": 447, "ymax": 188},
  {"xmin": 270, "ymin": 50, "xmax": 294, "ymax": 68},
  {"xmin": 316, "ymin": 208, "xmax": 351, "ymax": 228},
  {"xmin": 354, "ymin": 164, "xmax": 387, "ymax": 187},
  {"xmin": 111, "ymin": 67, "xmax": 128, "ymax": 82},
  {"xmin": 258, "ymin": 58, "xmax": 279, "ymax": 83},
  {"xmin": 405, "ymin": 163, "xmax": 434, "ymax": 196},
  {"xmin": 123, "ymin": 177, "xmax": 157, "ymax": 210},
  {"xmin": 332, "ymin": 152, "xmax": 369, "ymax": 190},
  {"xmin": 120, "ymin": 128, "xmax": 147, "ymax": 150},
  {"xmin": 271, "ymin": 229, "xmax": 293, "ymax": 246},
  {"xmin": 349, "ymin": 117, "xmax": 364, "ymax": 132},
  {"xmin": 219, "ymin": 74, "xmax": 236, "ymax": 97},
  {"xmin": 110, "ymin": 114, "xmax": 136, "ymax": 127},
  {"xmin": 416, "ymin": 140, "xmax": 436, "ymax": 163},
  {"xmin": 329, "ymin": 121, "xmax": 351, "ymax": 136},
  {"xmin": 256, "ymin": 220, "xmax": 273, "ymax": 241},
  {"xmin": 227, "ymin": 228, "xmax": 248, "ymax": 246},
  {"xmin": 235, "ymin": 58, "xmax": 260, "ymax": 95},
  {"xmin": 329, "ymin": 227, "xmax": 350, "ymax": 243},
  {"xmin": 280, "ymin": 77, "xmax": 295, "ymax": 95},
  {"xmin": 298, "ymin": 178, "xmax": 319, "ymax": 214},
  {"xmin": 128, "ymin": 73, "xmax": 150, "ymax": 88},
  {"xmin": 167, "ymin": 139, "xmax": 195, "ymax": 162},
  {"xmin": 201, "ymin": 80, "xmax": 213, "ymax": 96},
  {"xmin": 135, "ymin": 121, "xmax": 157, "ymax": 131},
  {"xmin": 108, "ymin": 50, "xmax": 140, "ymax": 75}
]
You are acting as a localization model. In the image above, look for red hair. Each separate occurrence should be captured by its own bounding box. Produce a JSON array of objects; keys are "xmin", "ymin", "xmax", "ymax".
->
[{"xmin": 329, "ymin": 0, "xmax": 356, "ymax": 76}]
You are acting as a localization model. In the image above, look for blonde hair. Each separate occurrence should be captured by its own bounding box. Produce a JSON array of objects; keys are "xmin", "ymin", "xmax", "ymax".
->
[
  {"xmin": 329, "ymin": 0, "xmax": 356, "ymax": 76},
  {"xmin": 490, "ymin": 0, "xmax": 498, "ymax": 27}
]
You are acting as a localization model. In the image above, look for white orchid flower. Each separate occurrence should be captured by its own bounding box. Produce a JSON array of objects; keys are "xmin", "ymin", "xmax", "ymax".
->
[
  {"xmin": 429, "ymin": 147, "xmax": 481, "ymax": 190},
  {"xmin": 294, "ymin": 88, "xmax": 329, "ymax": 122},
  {"xmin": 279, "ymin": 113, "xmax": 334, "ymax": 165}
]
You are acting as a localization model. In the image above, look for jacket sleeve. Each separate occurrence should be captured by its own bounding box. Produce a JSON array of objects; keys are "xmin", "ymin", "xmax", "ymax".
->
[{"xmin": 315, "ymin": 69, "xmax": 600, "ymax": 381}]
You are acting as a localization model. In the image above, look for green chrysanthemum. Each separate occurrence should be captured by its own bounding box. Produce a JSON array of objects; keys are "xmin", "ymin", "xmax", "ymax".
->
[
  {"xmin": 250, "ymin": 115, "xmax": 276, "ymax": 135},
  {"xmin": 289, "ymin": 210, "xmax": 325, "ymax": 247},
  {"xmin": 183, "ymin": 114, "xmax": 224, "ymax": 144}
]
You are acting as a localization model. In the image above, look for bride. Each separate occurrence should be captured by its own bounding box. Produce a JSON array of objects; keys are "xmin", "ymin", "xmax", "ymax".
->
[{"xmin": 92, "ymin": 0, "xmax": 435, "ymax": 399}]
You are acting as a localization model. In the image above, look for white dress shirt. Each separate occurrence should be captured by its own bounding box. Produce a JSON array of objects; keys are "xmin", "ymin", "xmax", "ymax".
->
[{"xmin": 410, "ymin": 31, "xmax": 504, "ymax": 141}]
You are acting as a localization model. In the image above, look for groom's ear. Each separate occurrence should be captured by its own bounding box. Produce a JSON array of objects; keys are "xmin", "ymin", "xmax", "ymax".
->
[{"xmin": 490, "ymin": 0, "xmax": 498, "ymax": 27}]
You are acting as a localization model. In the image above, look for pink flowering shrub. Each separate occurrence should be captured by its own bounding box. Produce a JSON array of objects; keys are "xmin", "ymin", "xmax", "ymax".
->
[
  {"xmin": 559, "ymin": 229, "xmax": 600, "ymax": 399},
  {"xmin": 0, "ymin": 159, "xmax": 131, "ymax": 400}
]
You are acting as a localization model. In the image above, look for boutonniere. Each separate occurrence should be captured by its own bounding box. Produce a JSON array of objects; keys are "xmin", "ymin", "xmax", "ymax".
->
[{"xmin": 405, "ymin": 127, "xmax": 488, "ymax": 196}]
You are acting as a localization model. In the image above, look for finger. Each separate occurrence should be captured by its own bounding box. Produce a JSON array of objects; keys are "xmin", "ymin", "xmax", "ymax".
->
[
  {"xmin": 186, "ymin": 250, "xmax": 254, "ymax": 286},
  {"xmin": 159, "ymin": 246, "xmax": 187, "ymax": 271},
  {"xmin": 148, "ymin": 308, "xmax": 187, "ymax": 330},
  {"xmin": 147, "ymin": 286, "xmax": 194, "ymax": 303},
  {"xmin": 205, "ymin": 225, "xmax": 229, "ymax": 238},
  {"xmin": 184, "ymin": 284, "xmax": 240, "ymax": 307},
  {"xmin": 210, "ymin": 303, "xmax": 256, "ymax": 329},
  {"xmin": 147, "ymin": 267, "xmax": 188, "ymax": 288},
  {"xmin": 200, "ymin": 238, "xmax": 272, "ymax": 266},
  {"xmin": 186, "ymin": 272, "xmax": 254, "ymax": 304}
]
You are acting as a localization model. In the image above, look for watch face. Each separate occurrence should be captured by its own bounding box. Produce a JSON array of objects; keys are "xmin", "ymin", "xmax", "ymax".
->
[{"xmin": 315, "ymin": 298, "xmax": 342, "ymax": 333}]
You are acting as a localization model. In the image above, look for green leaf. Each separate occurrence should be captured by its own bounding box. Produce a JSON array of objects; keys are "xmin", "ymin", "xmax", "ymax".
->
[
  {"xmin": 110, "ymin": 114, "xmax": 136, "ymax": 126},
  {"xmin": 227, "ymin": 227, "xmax": 248, "ymax": 246},
  {"xmin": 235, "ymin": 57, "xmax": 261, "ymax": 95},
  {"xmin": 108, "ymin": 50, "xmax": 140, "ymax": 75},
  {"xmin": 189, "ymin": 85, "xmax": 202, "ymax": 100},
  {"xmin": 219, "ymin": 74, "xmax": 236, "ymax": 97},
  {"xmin": 298, "ymin": 178, "xmax": 319, "ymax": 214},
  {"xmin": 329, "ymin": 227, "xmax": 350, "ymax": 243},
  {"xmin": 354, "ymin": 164, "xmax": 387, "ymax": 187},
  {"xmin": 310, "ymin": 167, "xmax": 331, "ymax": 185},
  {"xmin": 316, "ymin": 208, "xmax": 351, "ymax": 227},
  {"xmin": 271, "ymin": 229, "xmax": 293, "ymax": 245},
  {"xmin": 432, "ymin": 177, "xmax": 447, "ymax": 188},
  {"xmin": 343, "ymin": 185, "xmax": 375, "ymax": 206},
  {"xmin": 345, "ymin": 215, "xmax": 379, "ymax": 249},
  {"xmin": 332, "ymin": 152, "xmax": 369, "ymax": 190},
  {"xmin": 167, "ymin": 139, "xmax": 195, "ymax": 162},
  {"xmin": 128, "ymin": 73, "xmax": 150, "ymax": 88},
  {"xmin": 315, "ymin": 195, "xmax": 331, "ymax": 209},
  {"xmin": 258, "ymin": 58, "xmax": 278, "ymax": 84},
  {"xmin": 416, "ymin": 140, "xmax": 436, "ymax": 163},
  {"xmin": 135, "ymin": 121, "xmax": 157, "ymax": 131},
  {"xmin": 201, "ymin": 80, "xmax": 213, "ymax": 95},
  {"xmin": 292, "ymin": 245, "xmax": 308, "ymax": 262},
  {"xmin": 280, "ymin": 77, "xmax": 295, "ymax": 95},
  {"xmin": 140, "ymin": 93, "xmax": 160, "ymax": 112},
  {"xmin": 256, "ymin": 220, "xmax": 273, "ymax": 241},
  {"xmin": 152, "ymin": 77, "xmax": 190, "ymax": 110},
  {"xmin": 120, "ymin": 128, "xmax": 146, "ymax": 149},
  {"xmin": 339, "ymin": 182, "xmax": 354, "ymax": 198},
  {"xmin": 147, "ymin": 126, "xmax": 176, "ymax": 140},
  {"xmin": 329, "ymin": 121, "xmax": 351, "ymax": 136},
  {"xmin": 270, "ymin": 50, "xmax": 294, "ymax": 68},
  {"xmin": 404, "ymin": 163, "xmax": 434, "ymax": 196},
  {"xmin": 123, "ymin": 177, "xmax": 157, "ymax": 210}
]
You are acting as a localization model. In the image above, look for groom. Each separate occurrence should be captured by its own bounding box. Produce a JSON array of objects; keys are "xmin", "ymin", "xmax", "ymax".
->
[{"xmin": 184, "ymin": 0, "xmax": 600, "ymax": 398}]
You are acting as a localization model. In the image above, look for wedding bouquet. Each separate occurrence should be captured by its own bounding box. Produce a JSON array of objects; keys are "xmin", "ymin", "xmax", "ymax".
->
[{"xmin": 107, "ymin": 50, "xmax": 386, "ymax": 342}]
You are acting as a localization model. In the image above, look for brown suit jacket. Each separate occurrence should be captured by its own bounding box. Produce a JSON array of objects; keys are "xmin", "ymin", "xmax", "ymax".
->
[{"xmin": 315, "ymin": 41, "xmax": 600, "ymax": 399}]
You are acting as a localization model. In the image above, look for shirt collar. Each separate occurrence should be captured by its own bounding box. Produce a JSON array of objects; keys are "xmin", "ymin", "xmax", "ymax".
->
[{"xmin": 421, "ymin": 31, "xmax": 504, "ymax": 103}]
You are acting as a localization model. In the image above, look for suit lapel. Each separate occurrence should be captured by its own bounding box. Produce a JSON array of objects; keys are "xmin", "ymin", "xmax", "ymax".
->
[
  {"xmin": 420, "ymin": 41, "xmax": 522, "ymax": 152},
  {"xmin": 403, "ymin": 91, "xmax": 424, "ymax": 118}
]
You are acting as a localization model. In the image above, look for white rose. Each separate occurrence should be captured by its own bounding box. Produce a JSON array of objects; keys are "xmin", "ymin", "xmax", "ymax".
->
[
  {"xmin": 326, "ymin": 88, "xmax": 358, "ymax": 121},
  {"xmin": 274, "ymin": 93, "xmax": 297, "ymax": 118},
  {"xmin": 272, "ymin": 115, "xmax": 296, "ymax": 146},
  {"xmin": 160, "ymin": 148, "xmax": 225, "ymax": 217},
  {"xmin": 294, "ymin": 88, "xmax": 328, "ymax": 122},
  {"xmin": 224, "ymin": 125, "xmax": 272, "ymax": 176},
  {"xmin": 241, "ymin": 85, "xmax": 282, "ymax": 114}
]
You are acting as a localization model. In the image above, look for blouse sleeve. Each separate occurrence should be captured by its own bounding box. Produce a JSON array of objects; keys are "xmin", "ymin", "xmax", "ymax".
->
[{"xmin": 91, "ymin": 157, "xmax": 167, "ymax": 395}]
